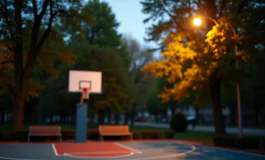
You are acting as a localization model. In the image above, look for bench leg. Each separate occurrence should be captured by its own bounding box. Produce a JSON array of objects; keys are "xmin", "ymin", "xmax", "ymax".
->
[{"xmin": 130, "ymin": 135, "xmax": 133, "ymax": 141}]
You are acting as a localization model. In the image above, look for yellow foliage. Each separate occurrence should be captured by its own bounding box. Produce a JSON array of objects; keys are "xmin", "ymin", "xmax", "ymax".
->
[{"xmin": 142, "ymin": 19, "xmax": 244, "ymax": 103}]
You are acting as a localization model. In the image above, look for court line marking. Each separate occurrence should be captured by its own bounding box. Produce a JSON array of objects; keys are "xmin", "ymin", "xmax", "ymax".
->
[
  {"xmin": 0, "ymin": 156, "xmax": 39, "ymax": 160},
  {"xmin": 123, "ymin": 144, "xmax": 196, "ymax": 160},
  {"xmin": 52, "ymin": 143, "xmax": 58, "ymax": 156},
  {"xmin": 114, "ymin": 142, "xmax": 142, "ymax": 154},
  {"xmin": 63, "ymin": 151, "xmax": 134, "ymax": 159}
]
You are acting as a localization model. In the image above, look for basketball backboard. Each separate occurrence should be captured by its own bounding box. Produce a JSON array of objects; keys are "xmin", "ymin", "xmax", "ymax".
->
[{"xmin": 68, "ymin": 70, "xmax": 102, "ymax": 94}]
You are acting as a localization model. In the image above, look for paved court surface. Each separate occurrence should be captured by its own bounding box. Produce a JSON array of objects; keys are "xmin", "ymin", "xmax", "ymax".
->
[{"xmin": 0, "ymin": 141, "xmax": 265, "ymax": 160}]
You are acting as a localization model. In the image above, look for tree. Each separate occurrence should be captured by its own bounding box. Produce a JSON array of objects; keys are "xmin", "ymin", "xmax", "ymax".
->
[
  {"xmin": 0, "ymin": 0, "xmax": 86, "ymax": 130},
  {"xmin": 122, "ymin": 35, "xmax": 154, "ymax": 126},
  {"xmin": 146, "ymin": 87, "xmax": 166, "ymax": 122},
  {"xmin": 70, "ymin": 43, "xmax": 135, "ymax": 125},
  {"xmin": 140, "ymin": 0, "xmax": 260, "ymax": 134},
  {"xmin": 78, "ymin": 0, "xmax": 131, "ymax": 67}
]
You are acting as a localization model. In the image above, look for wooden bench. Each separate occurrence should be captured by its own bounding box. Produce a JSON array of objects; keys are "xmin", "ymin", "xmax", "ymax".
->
[
  {"xmin": 28, "ymin": 126, "xmax": 62, "ymax": 143},
  {"xmin": 99, "ymin": 125, "xmax": 133, "ymax": 141}
]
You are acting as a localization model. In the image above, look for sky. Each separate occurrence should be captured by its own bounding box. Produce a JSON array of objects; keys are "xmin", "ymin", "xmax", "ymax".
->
[{"xmin": 100, "ymin": 0, "xmax": 157, "ymax": 49}]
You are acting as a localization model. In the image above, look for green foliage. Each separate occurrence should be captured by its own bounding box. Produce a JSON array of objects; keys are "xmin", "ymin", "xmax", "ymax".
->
[
  {"xmin": 213, "ymin": 135, "xmax": 263, "ymax": 149},
  {"xmin": 237, "ymin": 137, "xmax": 261, "ymax": 149},
  {"xmin": 87, "ymin": 129, "xmax": 99, "ymax": 140},
  {"xmin": 146, "ymin": 87, "xmax": 166, "ymax": 115},
  {"xmin": 170, "ymin": 112, "xmax": 188, "ymax": 132},
  {"xmin": 213, "ymin": 135, "xmax": 238, "ymax": 148},
  {"xmin": 79, "ymin": 0, "xmax": 131, "ymax": 67},
  {"xmin": 132, "ymin": 131, "xmax": 142, "ymax": 139},
  {"xmin": 141, "ymin": 130, "xmax": 162, "ymax": 139},
  {"xmin": 1, "ymin": 130, "xmax": 28, "ymax": 141},
  {"xmin": 61, "ymin": 129, "xmax": 76, "ymax": 140},
  {"xmin": 70, "ymin": 43, "xmax": 135, "ymax": 112},
  {"xmin": 164, "ymin": 130, "xmax": 175, "ymax": 139}
]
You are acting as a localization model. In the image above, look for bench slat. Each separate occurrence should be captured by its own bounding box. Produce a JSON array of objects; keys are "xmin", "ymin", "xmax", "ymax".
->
[
  {"xmin": 99, "ymin": 125, "xmax": 130, "ymax": 134},
  {"xmin": 29, "ymin": 126, "xmax": 61, "ymax": 134}
]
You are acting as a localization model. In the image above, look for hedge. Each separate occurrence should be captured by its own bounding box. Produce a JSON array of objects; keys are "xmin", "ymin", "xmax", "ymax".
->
[
  {"xmin": 141, "ymin": 130, "xmax": 162, "ymax": 139},
  {"xmin": 164, "ymin": 130, "xmax": 175, "ymax": 139},
  {"xmin": 213, "ymin": 135, "xmax": 263, "ymax": 149},
  {"xmin": 132, "ymin": 131, "xmax": 142, "ymax": 139}
]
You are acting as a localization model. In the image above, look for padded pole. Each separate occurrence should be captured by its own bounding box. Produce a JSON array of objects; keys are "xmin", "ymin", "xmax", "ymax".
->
[{"xmin": 76, "ymin": 104, "xmax": 87, "ymax": 143}]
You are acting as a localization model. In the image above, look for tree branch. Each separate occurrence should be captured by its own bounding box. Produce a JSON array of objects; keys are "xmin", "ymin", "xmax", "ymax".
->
[
  {"xmin": 32, "ymin": 0, "xmax": 37, "ymax": 18},
  {"xmin": 237, "ymin": 0, "xmax": 248, "ymax": 14},
  {"xmin": 253, "ymin": 16, "xmax": 265, "ymax": 27},
  {"xmin": 219, "ymin": 0, "xmax": 227, "ymax": 17},
  {"xmin": 4, "ymin": 0, "xmax": 14, "ymax": 40},
  {"xmin": 0, "ymin": 59, "xmax": 13, "ymax": 65},
  {"xmin": 39, "ymin": 0, "xmax": 49, "ymax": 19},
  {"xmin": 35, "ymin": 10, "xmax": 60, "ymax": 52}
]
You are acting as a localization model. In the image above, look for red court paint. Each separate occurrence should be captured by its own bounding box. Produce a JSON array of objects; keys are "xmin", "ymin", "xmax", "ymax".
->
[{"xmin": 53, "ymin": 142, "xmax": 141, "ymax": 158}]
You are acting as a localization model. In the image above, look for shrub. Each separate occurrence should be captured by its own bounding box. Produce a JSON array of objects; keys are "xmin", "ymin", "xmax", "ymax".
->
[
  {"xmin": 213, "ymin": 135, "xmax": 238, "ymax": 148},
  {"xmin": 132, "ymin": 131, "xmax": 142, "ymax": 140},
  {"xmin": 141, "ymin": 130, "xmax": 162, "ymax": 139},
  {"xmin": 164, "ymin": 130, "xmax": 175, "ymax": 139},
  {"xmin": 170, "ymin": 112, "xmax": 188, "ymax": 132},
  {"xmin": 87, "ymin": 129, "xmax": 99, "ymax": 140},
  {"xmin": 61, "ymin": 129, "xmax": 75, "ymax": 140},
  {"xmin": 1, "ymin": 130, "xmax": 28, "ymax": 141},
  {"xmin": 237, "ymin": 137, "xmax": 261, "ymax": 149}
]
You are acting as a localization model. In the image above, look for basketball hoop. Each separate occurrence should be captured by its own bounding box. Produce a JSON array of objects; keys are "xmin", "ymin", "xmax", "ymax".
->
[{"xmin": 82, "ymin": 88, "xmax": 90, "ymax": 100}]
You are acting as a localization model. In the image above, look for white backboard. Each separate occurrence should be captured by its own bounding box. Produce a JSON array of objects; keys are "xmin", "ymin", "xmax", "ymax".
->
[{"xmin": 68, "ymin": 70, "xmax": 102, "ymax": 94}]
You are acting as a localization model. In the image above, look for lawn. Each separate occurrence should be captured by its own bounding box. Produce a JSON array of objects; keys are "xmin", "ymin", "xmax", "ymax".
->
[{"xmin": 131, "ymin": 126, "xmax": 214, "ymax": 145}]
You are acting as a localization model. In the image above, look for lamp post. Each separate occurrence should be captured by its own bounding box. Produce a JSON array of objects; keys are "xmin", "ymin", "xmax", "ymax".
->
[{"xmin": 193, "ymin": 16, "xmax": 242, "ymax": 136}]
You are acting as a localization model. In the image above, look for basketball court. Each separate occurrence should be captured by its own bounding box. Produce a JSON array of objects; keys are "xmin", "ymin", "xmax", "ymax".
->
[{"xmin": 0, "ymin": 140, "xmax": 265, "ymax": 160}]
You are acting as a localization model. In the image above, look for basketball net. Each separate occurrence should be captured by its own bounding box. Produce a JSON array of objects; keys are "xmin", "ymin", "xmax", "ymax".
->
[{"xmin": 80, "ymin": 88, "xmax": 90, "ymax": 104}]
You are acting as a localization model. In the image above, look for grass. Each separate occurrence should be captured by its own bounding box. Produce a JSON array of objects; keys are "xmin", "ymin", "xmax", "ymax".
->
[{"xmin": 131, "ymin": 126, "xmax": 214, "ymax": 145}]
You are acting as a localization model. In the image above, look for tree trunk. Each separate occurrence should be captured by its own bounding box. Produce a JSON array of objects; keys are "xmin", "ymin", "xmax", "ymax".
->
[
  {"xmin": 89, "ymin": 108, "xmax": 95, "ymax": 128},
  {"xmin": 209, "ymin": 75, "xmax": 227, "ymax": 135},
  {"xmin": 195, "ymin": 106, "xmax": 199, "ymax": 124},
  {"xmin": 255, "ymin": 104, "xmax": 260, "ymax": 127},
  {"xmin": 154, "ymin": 114, "xmax": 158, "ymax": 123},
  {"xmin": 124, "ymin": 110, "xmax": 129, "ymax": 125},
  {"xmin": 230, "ymin": 106, "xmax": 236, "ymax": 126},
  {"xmin": 107, "ymin": 111, "xmax": 111, "ymax": 124},
  {"xmin": 97, "ymin": 110, "xmax": 104, "ymax": 125},
  {"xmin": 115, "ymin": 112, "xmax": 119, "ymax": 125},
  {"xmin": 130, "ymin": 103, "xmax": 136, "ymax": 127},
  {"xmin": 12, "ymin": 93, "xmax": 25, "ymax": 131},
  {"xmin": 170, "ymin": 107, "xmax": 175, "ymax": 117}
]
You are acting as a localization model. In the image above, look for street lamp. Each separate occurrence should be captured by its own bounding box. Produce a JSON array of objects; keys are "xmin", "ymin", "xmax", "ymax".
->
[{"xmin": 193, "ymin": 16, "xmax": 243, "ymax": 136}]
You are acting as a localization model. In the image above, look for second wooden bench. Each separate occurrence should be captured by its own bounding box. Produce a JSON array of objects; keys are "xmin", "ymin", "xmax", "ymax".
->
[{"xmin": 99, "ymin": 125, "xmax": 133, "ymax": 141}]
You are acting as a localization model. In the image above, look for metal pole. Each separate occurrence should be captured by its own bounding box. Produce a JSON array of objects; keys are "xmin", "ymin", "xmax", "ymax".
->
[{"xmin": 235, "ymin": 45, "xmax": 242, "ymax": 136}]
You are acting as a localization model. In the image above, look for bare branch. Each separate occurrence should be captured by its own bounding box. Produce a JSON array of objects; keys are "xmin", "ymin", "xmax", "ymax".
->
[
  {"xmin": 35, "ymin": 10, "xmax": 60, "ymax": 52},
  {"xmin": 237, "ymin": 0, "xmax": 248, "ymax": 14},
  {"xmin": 219, "ymin": 0, "xmax": 227, "ymax": 17},
  {"xmin": 253, "ymin": 16, "xmax": 265, "ymax": 27},
  {"xmin": 4, "ymin": 0, "xmax": 14, "ymax": 39},
  {"xmin": 0, "ymin": 59, "xmax": 13, "ymax": 65},
  {"xmin": 39, "ymin": 0, "xmax": 49, "ymax": 19},
  {"xmin": 32, "ymin": 0, "xmax": 37, "ymax": 18}
]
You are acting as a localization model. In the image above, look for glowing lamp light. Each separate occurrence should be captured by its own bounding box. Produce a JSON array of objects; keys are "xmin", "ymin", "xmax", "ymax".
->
[{"xmin": 193, "ymin": 18, "xmax": 202, "ymax": 26}]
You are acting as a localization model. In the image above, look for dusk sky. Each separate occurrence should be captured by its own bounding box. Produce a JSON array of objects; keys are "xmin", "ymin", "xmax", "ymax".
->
[{"xmin": 100, "ymin": 0, "xmax": 157, "ymax": 49}]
